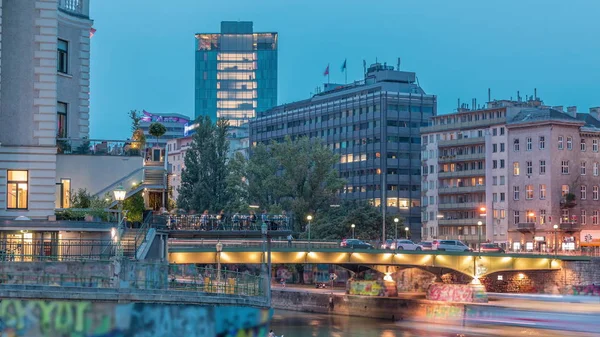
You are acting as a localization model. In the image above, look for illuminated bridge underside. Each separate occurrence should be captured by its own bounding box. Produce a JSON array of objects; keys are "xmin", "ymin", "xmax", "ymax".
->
[{"xmin": 168, "ymin": 249, "xmax": 586, "ymax": 278}]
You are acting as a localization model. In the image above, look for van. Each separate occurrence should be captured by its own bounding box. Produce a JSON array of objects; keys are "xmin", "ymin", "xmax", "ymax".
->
[{"xmin": 437, "ymin": 240, "xmax": 471, "ymax": 252}]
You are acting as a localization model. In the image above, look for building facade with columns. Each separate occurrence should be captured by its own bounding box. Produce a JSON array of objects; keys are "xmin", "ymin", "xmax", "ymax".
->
[{"xmin": 0, "ymin": 0, "xmax": 93, "ymax": 219}]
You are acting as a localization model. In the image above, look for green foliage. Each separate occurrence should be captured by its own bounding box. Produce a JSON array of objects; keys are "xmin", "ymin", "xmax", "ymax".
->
[
  {"xmin": 224, "ymin": 152, "xmax": 249, "ymax": 212},
  {"xmin": 177, "ymin": 117, "xmax": 232, "ymax": 212},
  {"xmin": 128, "ymin": 110, "xmax": 143, "ymax": 132},
  {"xmin": 70, "ymin": 188, "xmax": 92, "ymax": 208},
  {"xmin": 308, "ymin": 201, "xmax": 396, "ymax": 240},
  {"xmin": 247, "ymin": 136, "xmax": 346, "ymax": 231},
  {"xmin": 123, "ymin": 191, "xmax": 145, "ymax": 222},
  {"xmin": 149, "ymin": 122, "xmax": 167, "ymax": 146},
  {"xmin": 75, "ymin": 138, "xmax": 91, "ymax": 154},
  {"xmin": 57, "ymin": 189, "xmax": 112, "ymax": 221}
]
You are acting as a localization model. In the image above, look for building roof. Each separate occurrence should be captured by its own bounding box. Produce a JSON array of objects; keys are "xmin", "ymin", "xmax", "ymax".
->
[
  {"xmin": 576, "ymin": 113, "xmax": 600, "ymax": 130},
  {"xmin": 508, "ymin": 108, "xmax": 584, "ymax": 126}
]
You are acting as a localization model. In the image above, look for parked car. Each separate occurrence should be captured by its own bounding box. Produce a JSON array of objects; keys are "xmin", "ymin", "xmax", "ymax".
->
[
  {"xmin": 393, "ymin": 239, "xmax": 423, "ymax": 251},
  {"xmin": 480, "ymin": 243, "xmax": 505, "ymax": 253},
  {"xmin": 437, "ymin": 240, "xmax": 472, "ymax": 252},
  {"xmin": 340, "ymin": 239, "xmax": 373, "ymax": 249},
  {"xmin": 420, "ymin": 241, "xmax": 438, "ymax": 251}
]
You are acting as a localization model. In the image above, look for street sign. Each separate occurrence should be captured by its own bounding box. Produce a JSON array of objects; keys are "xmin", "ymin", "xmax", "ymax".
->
[{"xmin": 329, "ymin": 273, "xmax": 337, "ymax": 281}]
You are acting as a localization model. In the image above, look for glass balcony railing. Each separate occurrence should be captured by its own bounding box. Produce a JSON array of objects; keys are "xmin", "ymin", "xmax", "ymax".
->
[
  {"xmin": 56, "ymin": 138, "xmax": 145, "ymax": 157},
  {"xmin": 58, "ymin": 0, "xmax": 88, "ymax": 17}
]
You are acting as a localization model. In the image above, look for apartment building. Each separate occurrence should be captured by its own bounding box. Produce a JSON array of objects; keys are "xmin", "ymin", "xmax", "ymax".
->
[
  {"xmin": 507, "ymin": 106, "xmax": 600, "ymax": 252},
  {"xmin": 249, "ymin": 63, "xmax": 436, "ymax": 238}
]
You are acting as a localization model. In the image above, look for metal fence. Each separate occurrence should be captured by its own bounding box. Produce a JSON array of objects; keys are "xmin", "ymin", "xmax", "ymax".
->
[
  {"xmin": 162, "ymin": 214, "xmax": 291, "ymax": 231},
  {"xmin": 168, "ymin": 265, "xmax": 263, "ymax": 296},
  {"xmin": 0, "ymin": 239, "xmax": 135, "ymax": 261}
]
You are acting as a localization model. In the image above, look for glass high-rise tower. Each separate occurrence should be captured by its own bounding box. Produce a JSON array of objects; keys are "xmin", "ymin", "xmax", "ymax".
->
[{"xmin": 195, "ymin": 21, "xmax": 278, "ymax": 126}]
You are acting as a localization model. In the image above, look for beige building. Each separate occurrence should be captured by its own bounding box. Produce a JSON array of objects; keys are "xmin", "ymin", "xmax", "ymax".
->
[
  {"xmin": 166, "ymin": 135, "xmax": 193, "ymax": 202},
  {"xmin": 507, "ymin": 106, "xmax": 600, "ymax": 252}
]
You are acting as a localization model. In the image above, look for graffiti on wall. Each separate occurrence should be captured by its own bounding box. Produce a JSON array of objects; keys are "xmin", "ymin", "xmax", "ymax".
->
[
  {"xmin": 426, "ymin": 283, "xmax": 487, "ymax": 303},
  {"xmin": 346, "ymin": 280, "xmax": 397, "ymax": 297},
  {"xmin": 0, "ymin": 299, "xmax": 272, "ymax": 337}
]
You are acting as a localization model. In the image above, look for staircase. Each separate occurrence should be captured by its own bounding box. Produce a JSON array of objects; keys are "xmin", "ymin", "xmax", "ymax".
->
[{"xmin": 106, "ymin": 164, "xmax": 166, "ymax": 209}]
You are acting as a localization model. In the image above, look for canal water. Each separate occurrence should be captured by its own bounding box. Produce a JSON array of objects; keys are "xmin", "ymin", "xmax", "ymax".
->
[{"xmin": 269, "ymin": 310, "xmax": 412, "ymax": 337}]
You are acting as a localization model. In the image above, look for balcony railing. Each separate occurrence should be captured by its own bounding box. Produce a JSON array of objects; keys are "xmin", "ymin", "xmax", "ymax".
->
[
  {"xmin": 517, "ymin": 223, "xmax": 535, "ymax": 231},
  {"xmin": 437, "ymin": 137, "xmax": 485, "ymax": 148},
  {"xmin": 438, "ymin": 185, "xmax": 485, "ymax": 194},
  {"xmin": 438, "ymin": 219, "xmax": 484, "ymax": 226},
  {"xmin": 58, "ymin": 0, "xmax": 88, "ymax": 17},
  {"xmin": 438, "ymin": 153, "xmax": 486, "ymax": 163},
  {"xmin": 560, "ymin": 223, "xmax": 580, "ymax": 232},
  {"xmin": 438, "ymin": 202, "xmax": 479, "ymax": 210},
  {"xmin": 438, "ymin": 169, "xmax": 485, "ymax": 178},
  {"xmin": 57, "ymin": 138, "xmax": 144, "ymax": 157}
]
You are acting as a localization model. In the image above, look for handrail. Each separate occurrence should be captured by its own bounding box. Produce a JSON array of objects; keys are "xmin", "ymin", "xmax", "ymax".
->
[
  {"xmin": 92, "ymin": 167, "xmax": 145, "ymax": 198},
  {"xmin": 133, "ymin": 212, "xmax": 154, "ymax": 258}
]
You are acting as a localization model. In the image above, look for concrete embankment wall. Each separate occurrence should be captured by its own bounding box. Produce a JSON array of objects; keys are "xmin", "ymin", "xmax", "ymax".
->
[{"xmin": 271, "ymin": 289, "xmax": 462, "ymax": 321}]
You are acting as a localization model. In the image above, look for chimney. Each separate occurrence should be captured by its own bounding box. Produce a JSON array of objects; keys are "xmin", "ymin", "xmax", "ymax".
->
[
  {"xmin": 567, "ymin": 106, "xmax": 577, "ymax": 118},
  {"xmin": 590, "ymin": 107, "xmax": 600, "ymax": 120}
]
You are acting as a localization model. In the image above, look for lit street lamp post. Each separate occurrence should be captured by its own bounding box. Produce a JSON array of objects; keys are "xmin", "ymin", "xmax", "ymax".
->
[
  {"xmin": 554, "ymin": 224, "xmax": 559, "ymax": 257},
  {"xmin": 351, "ymin": 224, "xmax": 355, "ymax": 239},
  {"xmin": 307, "ymin": 215, "xmax": 313, "ymax": 249},
  {"xmin": 216, "ymin": 241, "xmax": 223, "ymax": 291},
  {"xmin": 404, "ymin": 226, "xmax": 409, "ymax": 239},
  {"xmin": 113, "ymin": 185, "xmax": 126, "ymax": 258},
  {"xmin": 477, "ymin": 221, "xmax": 483, "ymax": 253},
  {"xmin": 394, "ymin": 218, "xmax": 399, "ymax": 242}
]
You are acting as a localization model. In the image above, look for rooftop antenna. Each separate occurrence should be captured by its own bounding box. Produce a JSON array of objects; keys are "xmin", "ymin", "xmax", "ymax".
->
[
  {"xmin": 457, "ymin": 98, "xmax": 461, "ymax": 110},
  {"xmin": 534, "ymin": 88, "xmax": 537, "ymax": 100},
  {"xmin": 488, "ymin": 88, "xmax": 491, "ymax": 102},
  {"xmin": 517, "ymin": 91, "xmax": 520, "ymax": 101},
  {"xmin": 397, "ymin": 57, "xmax": 401, "ymax": 70}
]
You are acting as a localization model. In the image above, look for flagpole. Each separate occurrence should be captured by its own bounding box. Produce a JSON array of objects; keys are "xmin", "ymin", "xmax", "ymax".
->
[
  {"xmin": 345, "ymin": 67, "xmax": 347, "ymax": 84},
  {"xmin": 328, "ymin": 64, "xmax": 330, "ymax": 84}
]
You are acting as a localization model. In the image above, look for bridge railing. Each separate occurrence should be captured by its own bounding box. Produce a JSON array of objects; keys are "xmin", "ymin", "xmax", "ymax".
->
[
  {"xmin": 158, "ymin": 214, "xmax": 292, "ymax": 232},
  {"xmin": 0, "ymin": 239, "xmax": 136, "ymax": 261}
]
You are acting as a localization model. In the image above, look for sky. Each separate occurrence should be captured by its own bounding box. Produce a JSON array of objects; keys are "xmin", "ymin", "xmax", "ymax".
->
[{"xmin": 90, "ymin": 0, "xmax": 600, "ymax": 140}]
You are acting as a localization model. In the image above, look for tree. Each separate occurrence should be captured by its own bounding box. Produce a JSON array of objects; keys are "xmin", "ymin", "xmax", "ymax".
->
[
  {"xmin": 246, "ymin": 143, "xmax": 280, "ymax": 208},
  {"xmin": 128, "ymin": 110, "xmax": 146, "ymax": 153},
  {"xmin": 123, "ymin": 191, "xmax": 145, "ymax": 223},
  {"xmin": 224, "ymin": 152, "xmax": 249, "ymax": 212},
  {"xmin": 149, "ymin": 122, "xmax": 167, "ymax": 147},
  {"xmin": 177, "ymin": 116, "xmax": 230, "ymax": 212},
  {"xmin": 309, "ymin": 201, "xmax": 390, "ymax": 240}
]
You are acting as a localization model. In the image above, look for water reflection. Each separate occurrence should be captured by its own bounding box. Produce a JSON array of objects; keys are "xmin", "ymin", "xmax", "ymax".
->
[{"xmin": 270, "ymin": 310, "xmax": 407, "ymax": 337}]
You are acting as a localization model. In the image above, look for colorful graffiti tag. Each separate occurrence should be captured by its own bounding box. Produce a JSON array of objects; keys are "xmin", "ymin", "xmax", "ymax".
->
[
  {"xmin": 0, "ymin": 299, "xmax": 272, "ymax": 337},
  {"xmin": 346, "ymin": 280, "xmax": 397, "ymax": 297},
  {"xmin": 426, "ymin": 283, "xmax": 488, "ymax": 303}
]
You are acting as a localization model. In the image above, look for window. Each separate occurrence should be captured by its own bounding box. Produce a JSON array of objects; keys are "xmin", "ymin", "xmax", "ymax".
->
[
  {"xmin": 500, "ymin": 176, "xmax": 505, "ymax": 185},
  {"xmin": 526, "ymin": 161, "xmax": 533, "ymax": 175},
  {"xmin": 594, "ymin": 139, "xmax": 599, "ymax": 152},
  {"xmin": 561, "ymin": 185, "xmax": 570, "ymax": 196},
  {"xmin": 57, "ymin": 178, "xmax": 71, "ymax": 208},
  {"xmin": 500, "ymin": 160, "xmax": 505, "ymax": 168},
  {"xmin": 594, "ymin": 162, "xmax": 599, "ymax": 176},
  {"xmin": 581, "ymin": 139, "xmax": 586, "ymax": 151},
  {"xmin": 514, "ymin": 211, "xmax": 520, "ymax": 224},
  {"xmin": 500, "ymin": 192, "xmax": 505, "ymax": 201},
  {"xmin": 493, "ymin": 193, "xmax": 498, "ymax": 202},
  {"xmin": 526, "ymin": 185, "xmax": 534, "ymax": 199},
  {"xmin": 595, "ymin": 186, "xmax": 599, "ymax": 200},
  {"xmin": 540, "ymin": 160, "xmax": 546, "ymax": 174},
  {"xmin": 493, "ymin": 128, "xmax": 497, "ymax": 136},
  {"xmin": 526, "ymin": 210, "xmax": 536, "ymax": 223},
  {"xmin": 7, "ymin": 170, "xmax": 28, "ymax": 209},
  {"xmin": 513, "ymin": 139, "xmax": 520, "ymax": 151},
  {"xmin": 513, "ymin": 185, "xmax": 520, "ymax": 200},
  {"xmin": 540, "ymin": 210, "xmax": 546, "ymax": 225},
  {"xmin": 561, "ymin": 160, "xmax": 569, "ymax": 174},
  {"xmin": 567, "ymin": 136, "xmax": 573, "ymax": 150},
  {"xmin": 540, "ymin": 184, "xmax": 546, "ymax": 199},
  {"xmin": 526, "ymin": 137, "xmax": 532, "ymax": 151},
  {"xmin": 57, "ymin": 39, "xmax": 68, "ymax": 73},
  {"xmin": 493, "ymin": 160, "xmax": 498, "ymax": 169},
  {"xmin": 493, "ymin": 176, "xmax": 498, "ymax": 185},
  {"xmin": 500, "ymin": 127, "xmax": 505, "ymax": 135},
  {"xmin": 581, "ymin": 161, "xmax": 587, "ymax": 175},
  {"xmin": 581, "ymin": 185, "xmax": 587, "ymax": 200},
  {"xmin": 513, "ymin": 162, "xmax": 520, "ymax": 175},
  {"xmin": 539, "ymin": 136, "xmax": 545, "ymax": 149},
  {"xmin": 594, "ymin": 211, "xmax": 599, "ymax": 225},
  {"xmin": 558, "ymin": 136, "xmax": 564, "ymax": 150},
  {"xmin": 57, "ymin": 102, "xmax": 67, "ymax": 138},
  {"xmin": 500, "ymin": 143, "xmax": 505, "ymax": 152},
  {"xmin": 582, "ymin": 210, "xmax": 587, "ymax": 225},
  {"xmin": 492, "ymin": 144, "xmax": 497, "ymax": 153}
]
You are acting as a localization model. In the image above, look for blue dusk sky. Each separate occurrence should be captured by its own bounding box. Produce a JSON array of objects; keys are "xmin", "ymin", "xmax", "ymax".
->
[{"xmin": 90, "ymin": 0, "xmax": 600, "ymax": 140}]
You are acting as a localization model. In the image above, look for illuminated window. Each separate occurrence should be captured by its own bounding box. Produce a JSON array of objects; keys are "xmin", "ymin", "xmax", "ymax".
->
[
  {"xmin": 7, "ymin": 170, "xmax": 28, "ymax": 209},
  {"xmin": 57, "ymin": 102, "xmax": 67, "ymax": 138},
  {"xmin": 526, "ymin": 185, "xmax": 533, "ymax": 199},
  {"xmin": 513, "ymin": 162, "xmax": 520, "ymax": 175},
  {"xmin": 56, "ymin": 178, "xmax": 71, "ymax": 208},
  {"xmin": 398, "ymin": 199, "xmax": 410, "ymax": 209},
  {"xmin": 386, "ymin": 198, "xmax": 398, "ymax": 207}
]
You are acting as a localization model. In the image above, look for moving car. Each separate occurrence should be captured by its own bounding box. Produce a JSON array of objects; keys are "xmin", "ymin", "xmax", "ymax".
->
[
  {"xmin": 393, "ymin": 239, "xmax": 423, "ymax": 251},
  {"xmin": 381, "ymin": 239, "xmax": 394, "ymax": 249},
  {"xmin": 420, "ymin": 241, "xmax": 438, "ymax": 251},
  {"xmin": 480, "ymin": 243, "xmax": 505, "ymax": 253},
  {"xmin": 437, "ymin": 240, "xmax": 472, "ymax": 252},
  {"xmin": 340, "ymin": 239, "xmax": 373, "ymax": 249}
]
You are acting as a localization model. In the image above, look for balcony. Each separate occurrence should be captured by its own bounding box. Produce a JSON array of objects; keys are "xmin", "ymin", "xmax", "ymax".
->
[
  {"xmin": 438, "ymin": 219, "xmax": 483, "ymax": 226},
  {"xmin": 58, "ymin": 0, "xmax": 89, "ymax": 18},
  {"xmin": 438, "ymin": 185, "xmax": 485, "ymax": 195},
  {"xmin": 517, "ymin": 222, "xmax": 535, "ymax": 232},
  {"xmin": 57, "ymin": 138, "xmax": 144, "ymax": 157},
  {"xmin": 438, "ymin": 169, "xmax": 485, "ymax": 178},
  {"xmin": 437, "ymin": 137, "xmax": 485, "ymax": 148},
  {"xmin": 438, "ymin": 153, "xmax": 486, "ymax": 163},
  {"xmin": 560, "ymin": 223, "xmax": 580, "ymax": 232},
  {"xmin": 421, "ymin": 118, "xmax": 505, "ymax": 133},
  {"xmin": 438, "ymin": 202, "xmax": 479, "ymax": 210}
]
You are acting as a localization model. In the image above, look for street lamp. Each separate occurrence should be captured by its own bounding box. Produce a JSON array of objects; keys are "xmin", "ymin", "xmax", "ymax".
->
[
  {"xmin": 553, "ymin": 224, "xmax": 559, "ymax": 257},
  {"xmin": 351, "ymin": 223, "xmax": 355, "ymax": 239},
  {"xmin": 216, "ymin": 241, "xmax": 223, "ymax": 289},
  {"xmin": 113, "ymin": 184, "xmax": 126, "ymax": 258},
  {"xmin": 404, "ymin": 226, "xmax": 409, "ymax": 239},
  {"xmin": 394, "ymin": 218, "xmax": 399, "ymax": 242},
  {"xmin": 477, "ymin": 221, "xmax": 483, "ymax": 253},
  {"xmin": 306, "ymin": 215, "xmax": 313, "ymax": 244}
]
